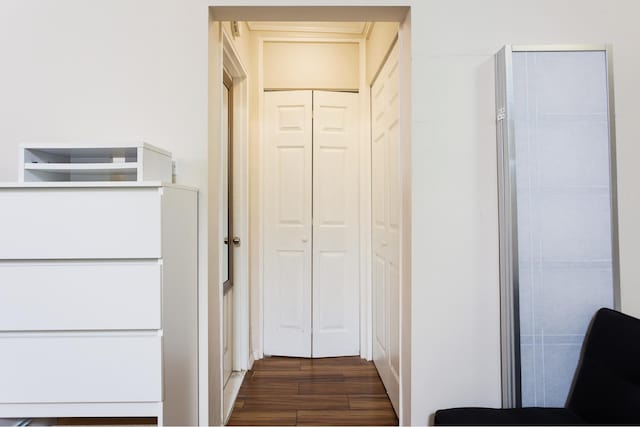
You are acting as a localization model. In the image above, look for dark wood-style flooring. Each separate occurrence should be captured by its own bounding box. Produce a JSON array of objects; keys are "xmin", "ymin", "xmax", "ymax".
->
[{"xmin": 228, "ymin": 356, "xmax": 398, "ymax": 426}]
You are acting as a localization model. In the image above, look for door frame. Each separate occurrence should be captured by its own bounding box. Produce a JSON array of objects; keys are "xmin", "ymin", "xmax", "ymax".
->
[
  {"xmin": 221, "ymin": 29, "xmax": 251, "ymax": 374},
  {"xmin": 255, "ymin": 35, "xmax": 372, "ymax": 361},
  {"xmin": 219, "ymin": 29, "xmax": 251, "ymax": 424},
  {"xmin": 209, "ymin": 6, "xmax": 413, "ymax": 425}
]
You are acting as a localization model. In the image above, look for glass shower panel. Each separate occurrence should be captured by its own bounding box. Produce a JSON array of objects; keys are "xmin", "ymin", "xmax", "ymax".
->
[{"xmin": 512, "ymin": 51, "xmax": 615, "ymax": 407}]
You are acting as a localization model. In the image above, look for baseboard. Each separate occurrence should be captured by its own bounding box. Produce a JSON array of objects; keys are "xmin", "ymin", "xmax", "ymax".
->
[{"xmin": 223, "ymin": 372, "xmax": 245, "ymax": 425}]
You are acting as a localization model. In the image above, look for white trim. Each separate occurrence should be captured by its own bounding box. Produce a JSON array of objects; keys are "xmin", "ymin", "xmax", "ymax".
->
[
  {"xmin": 398, "ymin": 11, "xmax": 412, "ymax": 426},
  {"xmin": 222, "ymin": 29, "xmax": 251, "ymax": 373},
  {"xmin": 260, "ymin": 36, "xmax": 363, "ymax": 44},
  {"xmin": 359, "ymin": 37, "xmax": 373, "ymax": 361},
  {"xmin": 222, "ymin": 371, "xmax": 245, "ymax": 424},
  {"xmin": 221, "ymin": 29, "xmax": 250, "ymax": 422},
  {"xmin": 247, "ymin": 21, "xmax": 368, "ymax": 35},
  {"xmin": 256, "ymin": 35, "xmax": 372, "ymax": 361},
  {"xmin": 256, "ymin": 35, "xmax": 265, "ymax": 360},
  {"xmin": 222, "ymin": 30, "xmax": 249, "ymax": 78},
  {"xmin": 364, "ymin": 22, "xmax": 375, "ymax": 40}
]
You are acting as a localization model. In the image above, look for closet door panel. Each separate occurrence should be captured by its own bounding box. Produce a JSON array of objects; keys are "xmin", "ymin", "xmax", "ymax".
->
[
  {"xmin": 263, "ymin": 90, "xmax": 361, "ymax": 359},
  {"xmin": 371, "ymin": 42, "xmax": 400, "ymax": 414},
  {"xmin": 373, "ymin": 254, "xmax": 387, "ymax": 355},
  {"xmin": 312, "ymin": 91, "xmax": 360, "ymax": 357},
  {"xmin": 263, "ymin": 90, "xmax": 313, "ymax": 358}
]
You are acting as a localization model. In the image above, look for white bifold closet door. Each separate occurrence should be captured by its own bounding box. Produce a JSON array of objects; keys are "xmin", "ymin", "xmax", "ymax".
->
[
  {"xmin": 312, "ymin": 91, "xmax": 360, "ymax": 357},
  {"xmin": 264, "ymin": 90, "xmax": 360, "ymax": 358},
  {"xmin": 264, "ymin": 90, "xmax": 313, "ymax": 358},
  {"xmin": 371, "ymin": 42, "xmax": 400, "ymax": 414}
]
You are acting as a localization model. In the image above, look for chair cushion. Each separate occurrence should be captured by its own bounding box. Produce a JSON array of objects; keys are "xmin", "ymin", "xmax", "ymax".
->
[
  {"xmin": 434, "ymin": 407, "xmax": 585, "ymax": 426},
  {"xmin": 568, "ymin": 308, "xmax": 640, "ymax": 425}
]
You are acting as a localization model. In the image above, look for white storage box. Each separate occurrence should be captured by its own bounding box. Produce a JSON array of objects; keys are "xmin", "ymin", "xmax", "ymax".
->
[{"xmin": 19, "ymin": 142, "xmax": 172, "ymax": 183}]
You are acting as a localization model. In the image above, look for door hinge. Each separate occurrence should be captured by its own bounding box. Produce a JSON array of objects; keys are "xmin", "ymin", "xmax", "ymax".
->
[{"xmin": 497, "ymin": 107, "xmax": 506, "ymax": 121}]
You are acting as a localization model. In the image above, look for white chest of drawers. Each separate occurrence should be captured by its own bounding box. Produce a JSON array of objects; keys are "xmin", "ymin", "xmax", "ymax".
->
[{"xmin": 0, "ymin": 182, "xmax": 198, "ymax": 426}]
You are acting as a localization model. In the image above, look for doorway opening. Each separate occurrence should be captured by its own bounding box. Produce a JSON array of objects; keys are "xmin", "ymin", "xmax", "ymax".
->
[{"xmin": 209, "ymin": 7, "xmax": 412, "ymax": 427}]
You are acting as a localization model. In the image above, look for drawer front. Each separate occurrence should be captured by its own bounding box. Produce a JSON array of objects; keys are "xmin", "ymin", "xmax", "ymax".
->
[
  {"xmin": 0, "ymin": 333, "xmax": 162, "ymax": 403},
  {"xmin": 0, "ymin": 261, "xmax": 161, "ymax": 331},
  {"xmin": 0, "ymin": 187, "xmax": 161, "ymax": 259}
]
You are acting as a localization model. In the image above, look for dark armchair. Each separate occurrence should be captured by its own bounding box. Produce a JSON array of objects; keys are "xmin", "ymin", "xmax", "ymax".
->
[{"xmin": 434, "ymin": 308, "xmax": 640, "ymax": 425}]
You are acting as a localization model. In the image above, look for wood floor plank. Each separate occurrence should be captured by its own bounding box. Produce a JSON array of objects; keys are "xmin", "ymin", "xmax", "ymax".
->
[
  {"xmin": 227, "ymin": 410, "xmax": 297, "ymax": 426},
  {"xmin": 300, "ymin": 356, "xmax": 369, "ymax": 369},
  {"xmin": 297, "ymin": 409, "xmax": 398, "ymax": 426},
  {"xmin": 252, "ymin": 369, "xmax": 344, "ymax": 381},
  {"xmin": 241, "ymin": 394, "xmax": 349, "ymax": 411},
  {"xmin": 349, "ymin": 395, "xmax": 394, "ymax": 410},
  {"xmin": 228, "ymin": 357, "xmax": 397, "ymax": 426},
  {"xmin": 299, "ymin": 365, "xmax": 381, "ymax": 378},
  {"xmin": 299, "ymin": 379, "xmax": 387, "ymax": 395},
  {"xmin": 253, "ymin": 357, "xmax": 303, "ymax": 370},
  {"xmin": 238, "ymin": 380, "xmax": 299, "ymax": 396}
]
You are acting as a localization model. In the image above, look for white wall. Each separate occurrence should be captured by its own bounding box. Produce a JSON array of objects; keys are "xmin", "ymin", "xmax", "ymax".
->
[
  {"xmin": 263, "ymin": 41, "xmax": 360, "ymax": 89},
  {"xmin": 2, "ymin": 1, "xmax": 640, "ymax": 426},
  {"xmin": 398, "ymin": 14, "xmax": 413, "ymax": 425},
  {"xmin": 410, "ymin": 0, "xmax": 640, "ymax": 423},
  {"xmin": 0, "ymin": 0, "xmax": 207, "ymax": 185},
  {"xmin": 0, "ymin": 2, "xmax": 210, "ymax": 424}
]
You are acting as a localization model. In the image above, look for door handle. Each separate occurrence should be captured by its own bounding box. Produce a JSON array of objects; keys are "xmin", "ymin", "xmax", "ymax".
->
[
  {"xmin": 302, "ymin": 236, "xmax": 308, "ymax": 243},
  {"xmin": 382, "ymin": 241, "xmax": 388, "ymax": 247},
  {"xmin": 232, "ymin": 236, "xmax": 241, "ymax": 246},
  {"xmin": 224, "ymin": 237, "xmax": 229, "ymax": 245}
]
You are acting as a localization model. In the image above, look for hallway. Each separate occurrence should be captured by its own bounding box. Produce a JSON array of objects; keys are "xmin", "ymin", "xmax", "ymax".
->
[{"xmin": 227, "ymin": 357, "xmax": 398, "ymax": 426}]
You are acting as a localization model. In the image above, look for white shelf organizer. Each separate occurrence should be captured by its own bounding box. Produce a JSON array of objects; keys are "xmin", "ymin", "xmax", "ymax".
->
[{"xmin": 19, "ymin": 143, "xmax": 172, "ymax": 183}]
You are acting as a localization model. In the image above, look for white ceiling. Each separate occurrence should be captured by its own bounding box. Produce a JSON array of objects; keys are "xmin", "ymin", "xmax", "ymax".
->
[{"xmin": 246, "ymin": 21, "xmax": 369, "ymax": 35}]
